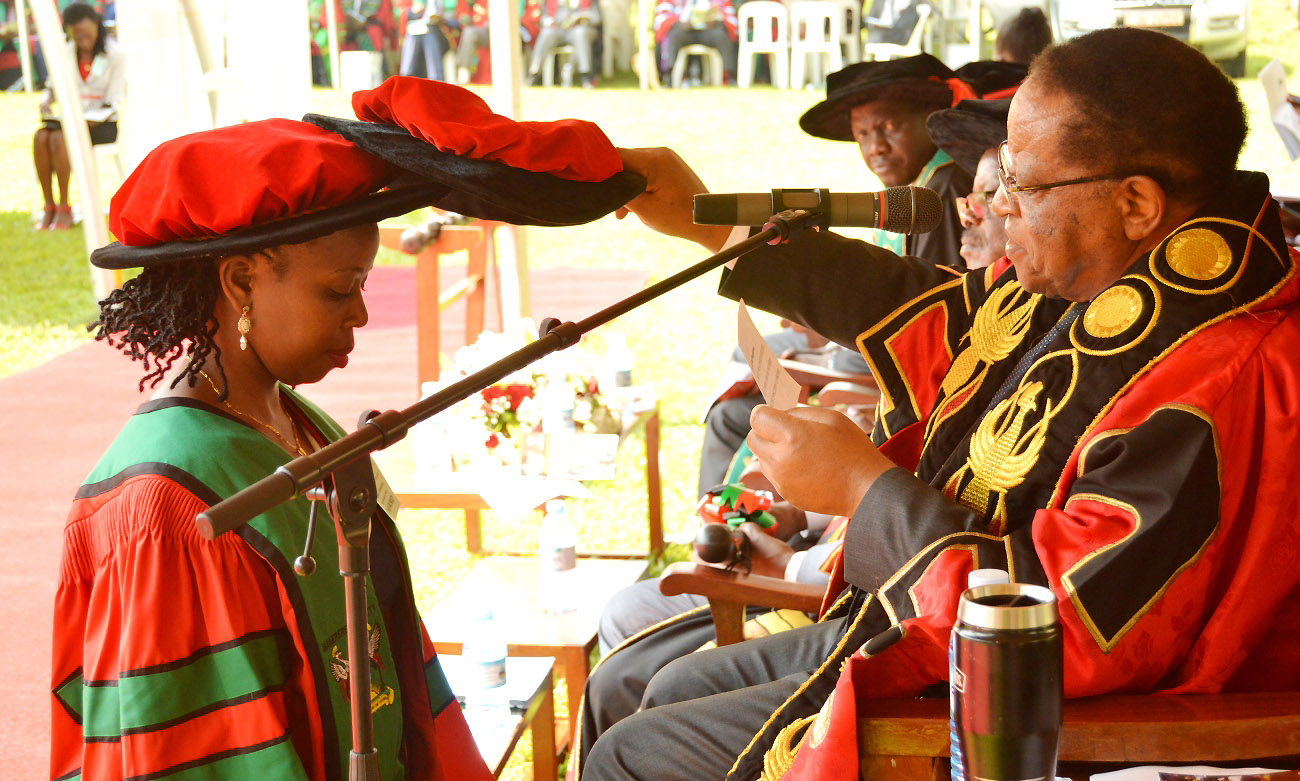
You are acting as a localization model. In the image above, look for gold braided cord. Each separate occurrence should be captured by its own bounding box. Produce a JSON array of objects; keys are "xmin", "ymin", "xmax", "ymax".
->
[
  {"xmin": 760, "ymin": 714, "xmax": 817, "ymax": 781},
  {"xmin": 729, "ymin": 594, "xmax": 877, "ymax": 780}
]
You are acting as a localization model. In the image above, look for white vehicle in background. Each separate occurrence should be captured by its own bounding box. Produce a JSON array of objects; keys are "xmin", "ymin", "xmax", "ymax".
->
[
  {"xmin": 1051, "ymin": 0, "xmax": 1248, "ymax": 76},
  {"xmin": 975, "ymin": 0, "xmax": 1249, "ymax": 77}
]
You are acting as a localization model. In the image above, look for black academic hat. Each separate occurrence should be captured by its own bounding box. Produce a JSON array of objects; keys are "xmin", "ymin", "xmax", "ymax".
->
[
  {"xmin": 798, "ymin": 54, "xmax": 962, "ymax": 142},
  {"xmin": 925, "ymin": 98, "xmax": 1012, "ymax": 176},
  {"xmin": 799, "ymin": 56, "xmax": 1028, "ymax": 144}
]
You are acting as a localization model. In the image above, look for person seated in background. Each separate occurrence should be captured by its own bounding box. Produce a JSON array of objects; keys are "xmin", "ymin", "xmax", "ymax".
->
[
  {"xmin": 526, "ymin": 0, "xmax": 601, "ymax": 87},
  {"xmin": 653, "ymin": 0, "xmax": 737, "ymax": 86},
  {"xmin": 864, "ymin": 0, "xmax": 922, "ymax": 45},
  {"xmin": 924, "ymin": 97, "xmax": 1013, "ymax": 271},
  {"xmin": 578, "ymin": 28, "xmax": 1300, "ymax": 780},
  {"xmin": 579, "ymin": 95, "xmax": 1019, "ymax": 772},
  {"xmin": 799, "ymin": 55, "xmax": 1021, "ymax": 267},
  {"xmin": 453, "ymin": 0, "xmax": 490, "ymax": 82},
  {"xmin": 399, "ymin": 0, "xmax": 457, "ymax": 81},
  {"xmin": 32, "ymin": 2, "xmax": 123, "ymax": 230},
  {"xmin": 0, "ymin": 0, "xmax": 24, "ymax": 91},
  {"xmin": 994, "ymin": 5, "xmax": 1052, "ymax": 64}
]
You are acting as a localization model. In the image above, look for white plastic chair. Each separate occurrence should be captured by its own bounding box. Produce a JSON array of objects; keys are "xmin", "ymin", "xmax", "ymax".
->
[
  {"xmin": 835, "ymin": 0, "xmax": 862, "ymax": 64},
  {"xmin": 670, "ymin": 43, "xmax": 725, "ymax": 87},
  {"xmin": 737, "ymin": 0, "xmax": 790, "ymax": 88},
  {"xmin": 789, "ymin": 0, "xmax": 844, "ymax": 89},
  {"xmin": 541, "ymin": 43, "xmax": 577, "ymax": 86},
  {"xmin": 861, "ymin": 1, "xmax": 929, "ymax": 60}
]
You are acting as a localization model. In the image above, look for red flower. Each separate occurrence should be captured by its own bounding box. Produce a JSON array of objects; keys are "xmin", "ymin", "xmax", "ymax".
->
[
  {"xmin": 481, "ymin": 385, "xmax": 507, "ymax": 402},
  {"xmin": 485, "ymin": 432, "xmax": 500, "ymax": 449},
  {"xmin": 505, "ymin": 383, "xmax": 533, "ymax": 410}
]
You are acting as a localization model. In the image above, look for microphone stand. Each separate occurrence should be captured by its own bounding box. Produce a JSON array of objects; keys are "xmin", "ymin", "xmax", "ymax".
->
[{"xmin": 196, "ymin": 208, "xmax": 824, "ymax": 781}]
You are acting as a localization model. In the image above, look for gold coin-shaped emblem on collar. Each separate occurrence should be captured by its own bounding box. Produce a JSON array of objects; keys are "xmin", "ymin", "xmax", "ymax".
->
[
  {"xmin": 811, "ymin": 690, "xmax": 835, "ymax": 747},
  {"xmin": 1166, "ymin": 227, "xmax": 1232, "ymax": 281},
  {"xmin": 1083, "ymin": 285, "xmax": 1143, "ymax": 339}
]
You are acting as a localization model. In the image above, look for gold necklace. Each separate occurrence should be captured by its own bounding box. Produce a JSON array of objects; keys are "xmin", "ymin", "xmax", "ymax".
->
[{"xmin": 197, "ymin": 370, "xmax": 309, "ymax": 457}]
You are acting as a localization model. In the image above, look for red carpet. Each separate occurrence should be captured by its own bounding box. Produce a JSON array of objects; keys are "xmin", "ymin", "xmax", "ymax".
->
[{"xmin": 0, "ymin": 264, "xmax": 648, "ymax": 776}]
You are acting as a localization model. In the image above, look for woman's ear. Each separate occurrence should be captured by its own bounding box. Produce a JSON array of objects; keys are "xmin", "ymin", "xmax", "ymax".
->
[
  {"xmin": 215, "ymin": 255, "xmax": 256, "ymax": 311},
  {"xmin": 1117, "ymin": 175, "xmax": 1168, "ymax": 243}
]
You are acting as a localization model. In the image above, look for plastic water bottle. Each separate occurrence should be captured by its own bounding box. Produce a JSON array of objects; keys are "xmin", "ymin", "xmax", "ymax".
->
[
  {"xmin": 601, "ymin": 333, "xmax": 636, "ymax": 390},
  {"xmin": 542, "ymin": 371, "xmax": 575, "ymax": 434},
  {"xmin": 538, "ymin": 499, "xmax": 578, "ymax": 614},
  {"xmin": 950, "ymin": 568, "xmax": 1011, "ymax": 780},
  {"xmin": 461, "ymin": 606, "xmax": 508, "ymax": 710}
]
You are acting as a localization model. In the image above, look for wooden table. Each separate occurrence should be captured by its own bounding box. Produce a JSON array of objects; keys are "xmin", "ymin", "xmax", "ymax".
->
[
  {"xmin": 426, "ymin": 557, "xmax": 649, "ymax": 756},
  {"xmin": 439, "ymin": 655, "xmax": 557, "ymax": 779},
  {"xmin": 375, "ymin": 395, "xmax": 664, "ymax": 559}
]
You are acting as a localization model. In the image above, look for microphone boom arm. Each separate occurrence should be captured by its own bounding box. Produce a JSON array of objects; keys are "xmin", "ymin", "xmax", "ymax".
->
[{"xmin": 196, "ymin": 208, "xmax": 826, "ymax": 539}]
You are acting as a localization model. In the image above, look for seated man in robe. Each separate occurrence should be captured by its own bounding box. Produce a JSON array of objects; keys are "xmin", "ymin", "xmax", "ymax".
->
[
  {"xmin": 577, "ymin": 27, "xmax": 1300, "ymax": 781},
  {"xmin": 581, "ymin": 96, "xmax": 1019, "ymax": 766}
]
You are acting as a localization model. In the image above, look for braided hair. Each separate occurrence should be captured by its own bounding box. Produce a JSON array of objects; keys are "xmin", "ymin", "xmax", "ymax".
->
[{"xmin": 89, "ymin": 259, "xmax": 226, "ymax": 396}]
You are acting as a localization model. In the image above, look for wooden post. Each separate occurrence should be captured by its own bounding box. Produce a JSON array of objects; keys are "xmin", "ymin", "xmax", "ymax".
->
[
  {"xmin": 486, "ymin": 0, "xmax": 521, "ymax": 117},
  {"xmin": 483, "ymin": 0, "xmax": 530, "ymax": 323},
  {"xmin": 30, "ymin": 0, "xmax": 115, "ymax": 299},
  {"xmin": 177, "ymin": 0, "xmax": 220, "ymax": 126}
]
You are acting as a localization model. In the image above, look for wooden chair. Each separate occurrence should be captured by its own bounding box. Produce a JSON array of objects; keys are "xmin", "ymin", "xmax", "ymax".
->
[
  {"xmin": 660, "ymin": 562, "xmax": 825, "ymax": 647},
  {"xmin": 378, "ymin": 219, "xmax": 505, "ymax": 392},
  {"xmin": 857, "ymin": 692, "xmax": 1300, "ymax": 780}
]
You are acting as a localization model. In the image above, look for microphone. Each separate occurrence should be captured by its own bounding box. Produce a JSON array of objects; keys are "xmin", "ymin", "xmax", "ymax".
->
[{"xmin": 693, "ymin": 186, "xmax": 943, "ymax": 234}]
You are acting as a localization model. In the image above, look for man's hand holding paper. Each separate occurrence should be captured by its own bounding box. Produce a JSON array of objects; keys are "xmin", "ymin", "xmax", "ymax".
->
[{"xmin": 737, "ymin": 300, "xmax": 894, "ymax": 516}]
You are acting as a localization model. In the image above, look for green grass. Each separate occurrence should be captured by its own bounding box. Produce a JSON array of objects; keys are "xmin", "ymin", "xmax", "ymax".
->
[{"xmin": 2, "ymin": 10, "xmax": 1298, "ymax": 777}]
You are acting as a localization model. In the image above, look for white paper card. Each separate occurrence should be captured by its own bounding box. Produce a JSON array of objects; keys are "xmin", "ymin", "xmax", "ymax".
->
[
  {"xmin": 1260, "ymin": 58, "xmax": 1300, "ymax": 161},
  {"xmin": 1090, "ymin": 766, "xmax": 1285, "ymax": 781},
  {"xmin": 371, "ymin": 458, "xmax": 403, "ymax": 520},
  {"xmin": 737, "ymin": 300, "xmax": 801, "ymax": 411}
]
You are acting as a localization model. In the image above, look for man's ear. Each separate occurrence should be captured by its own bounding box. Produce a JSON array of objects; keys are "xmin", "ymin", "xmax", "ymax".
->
[{"xmin": 1117, "ymin": 175, "xmax": 1168, "ymax": 243}]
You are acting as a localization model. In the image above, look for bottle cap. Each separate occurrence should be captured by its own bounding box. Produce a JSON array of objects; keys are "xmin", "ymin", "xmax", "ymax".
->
[{"xmin": 966, "ymin": 568, "xmax": 1010, "ymax": 589}]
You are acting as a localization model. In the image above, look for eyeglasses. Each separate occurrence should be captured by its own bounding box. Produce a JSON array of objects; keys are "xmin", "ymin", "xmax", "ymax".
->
[
  {"xmin": 997, "ymin": 140, "xmax": 1127, "ymax": 195},
  {"xmin": 956, "ymin": 190, "xmax": 998, "ymax": 226}
]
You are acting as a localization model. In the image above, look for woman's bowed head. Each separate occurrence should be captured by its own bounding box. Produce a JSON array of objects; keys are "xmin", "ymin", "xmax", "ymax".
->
[
  {"xmin": 92, "ymin": 225, "xmax": 378, "ymax": 455},
  {"xmin": 85, "ymin": 118, "xmax": 401, "ymax": 455}
]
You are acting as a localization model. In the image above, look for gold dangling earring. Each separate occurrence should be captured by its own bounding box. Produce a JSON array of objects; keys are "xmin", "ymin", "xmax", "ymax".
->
[{"xmin": 237, "ymin": 305, "xmax": 252, "ymax": 351}]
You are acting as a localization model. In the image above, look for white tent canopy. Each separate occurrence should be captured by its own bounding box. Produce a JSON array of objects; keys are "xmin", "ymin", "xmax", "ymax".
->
[{"xmin": 28, "ymin": 0, "xmax": 527, "ymax": 310}]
